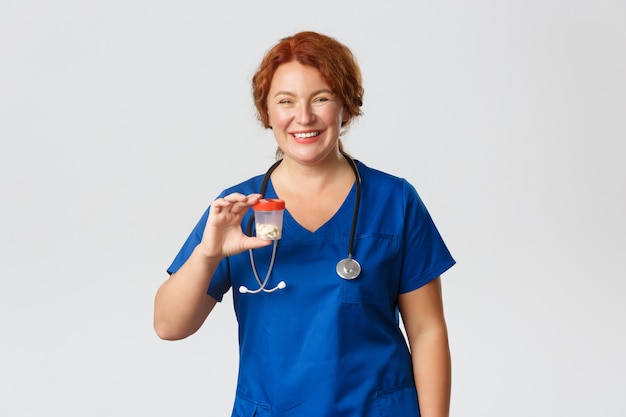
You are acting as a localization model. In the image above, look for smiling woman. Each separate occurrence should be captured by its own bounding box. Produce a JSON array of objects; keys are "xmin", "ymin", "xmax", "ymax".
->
[
  {"xmin": 266, "ymin": 61, "xmax": 346, "ymax": 167},
  {"xmin": 154, "ymin": 31, "xmax": 455, "ymax": 417},
  {"xmin": 252, "ymin": 31, "xmax": 364, "ymax": 159}
]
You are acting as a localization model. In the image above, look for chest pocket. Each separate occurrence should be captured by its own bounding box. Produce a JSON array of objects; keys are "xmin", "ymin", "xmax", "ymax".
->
[{"xmin": 340, "ymin": 234, "xmax": 401, "ymax": 305}]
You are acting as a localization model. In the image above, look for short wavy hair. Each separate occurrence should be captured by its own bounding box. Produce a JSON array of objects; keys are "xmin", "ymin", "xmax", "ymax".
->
[{"xmin": 252, "ymin": 31, "xmax": 364, "ymax": 137}]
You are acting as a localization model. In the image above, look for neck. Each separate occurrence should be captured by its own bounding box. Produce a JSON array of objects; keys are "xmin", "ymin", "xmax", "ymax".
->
[{"xmin": 273, "ymin": 151, "xmax": 354, "ymax": 195}]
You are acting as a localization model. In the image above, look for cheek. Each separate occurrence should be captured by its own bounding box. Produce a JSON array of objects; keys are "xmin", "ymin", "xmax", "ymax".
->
[
  {"xmin": 321, "ymin": 103, "xmax": 346, "ymax": 125},
  {"xmin": 328, "ymin": 108, "xmax": 346, "ymax": 126},
  {"xmin": 268, "ymin": 108, "xmax": 289, "ymax": 128}
]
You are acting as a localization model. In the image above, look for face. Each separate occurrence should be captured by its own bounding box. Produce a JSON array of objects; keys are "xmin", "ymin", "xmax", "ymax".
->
[{"xmin": 267, "ymin": 61, "xmax": 346, "ymax": 165}]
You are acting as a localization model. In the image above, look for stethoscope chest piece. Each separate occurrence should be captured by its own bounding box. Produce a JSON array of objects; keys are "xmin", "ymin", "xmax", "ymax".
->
[{"xmin": 336, "ymin": 258, "xmax": 361, "ymax": 280}]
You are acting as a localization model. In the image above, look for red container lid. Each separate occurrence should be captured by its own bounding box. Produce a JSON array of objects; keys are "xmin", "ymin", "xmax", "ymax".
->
[{"xmin": 253, "ymin": 198, "xmax": 285, "ymax": 211}]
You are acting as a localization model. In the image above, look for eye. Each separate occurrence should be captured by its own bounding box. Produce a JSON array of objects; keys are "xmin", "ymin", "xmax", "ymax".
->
[
  {"xmin": 278, "ymin": 99, "xmax": 293, "ymax": 104},
  {"xmin": 314, "ymin": 96, "xmax": 330, "ymax": 103}
]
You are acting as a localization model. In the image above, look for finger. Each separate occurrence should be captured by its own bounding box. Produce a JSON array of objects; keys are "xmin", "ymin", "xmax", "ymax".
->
[
  {"xmin": 210, "ymin": 198, "xmax": 230, "ymax": 213},
  {"xmin": 223, "ymin": 192, "xmax": 248, "ymax": 203},
  {"xmin": 229, "ymin": 200, "xmax": 253, "ymax": 215},
  {"xmin": 246, "ymin": 193, "xmax": 263, "ymax": 202},
  {"xmin": 227, "ymin": 193, "xmax": 263, "ymax": 215}
]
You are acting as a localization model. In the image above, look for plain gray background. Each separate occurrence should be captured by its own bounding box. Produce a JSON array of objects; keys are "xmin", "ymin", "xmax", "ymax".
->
[{"xmin": 1, "ymin": 0, "xmax": 625, "ymax": 416}]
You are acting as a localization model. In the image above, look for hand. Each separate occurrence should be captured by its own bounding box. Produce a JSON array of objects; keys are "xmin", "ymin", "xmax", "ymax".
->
[{"xmin": 199, "ymin": 193, "xmax": 272, "ymax": 259}]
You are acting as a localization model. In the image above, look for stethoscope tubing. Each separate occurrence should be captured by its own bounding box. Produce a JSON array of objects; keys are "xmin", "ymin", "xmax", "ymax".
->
[
  {"xmin": 242, "ymin": 152, "xmax": 362, "ymax": 293},
  {"xmin": 239, "ymin": 240, "xmax": 285, "ymax": 294},
  {"xmin": 344, "ymin": 154, "xmax": 361, "ymax": 262}
]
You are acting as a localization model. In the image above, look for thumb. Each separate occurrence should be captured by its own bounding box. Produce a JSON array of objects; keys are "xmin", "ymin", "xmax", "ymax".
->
[{"xmin": 242, "ymin": 236, "xmax": 274, "ymax": 251}]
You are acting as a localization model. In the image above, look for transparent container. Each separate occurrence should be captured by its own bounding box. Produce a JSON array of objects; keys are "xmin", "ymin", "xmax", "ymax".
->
[{"xmin": 252, "ymin": 199, "xmax": 285, "ymax": 240}]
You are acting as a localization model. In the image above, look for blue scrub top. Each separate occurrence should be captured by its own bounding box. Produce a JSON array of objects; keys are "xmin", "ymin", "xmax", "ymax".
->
[{"xmin": 168, "ymin": 161, "xmax": 455, "ymax": 417}]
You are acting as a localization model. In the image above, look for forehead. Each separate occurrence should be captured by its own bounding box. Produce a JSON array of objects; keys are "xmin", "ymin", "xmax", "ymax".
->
[{"xmin": 270, "ymin": 61, "xmax": 330, "ymax": 92}]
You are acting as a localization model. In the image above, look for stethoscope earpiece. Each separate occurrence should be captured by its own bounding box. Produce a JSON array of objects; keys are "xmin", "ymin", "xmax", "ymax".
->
[{"xmin": 239, "ymin": 280, "xmax": 286, "ymax": 294}]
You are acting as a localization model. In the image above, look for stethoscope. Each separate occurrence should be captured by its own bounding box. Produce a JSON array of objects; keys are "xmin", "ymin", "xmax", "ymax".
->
[{"xmin": 238, "ymin": 151, "xmax": 362, "ymax": 294}]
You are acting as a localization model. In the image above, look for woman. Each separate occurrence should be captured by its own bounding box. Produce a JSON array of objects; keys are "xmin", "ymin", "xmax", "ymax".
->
[{"xmin": 154, "ymin": 31, "xmax": 455, "ymax": 417}]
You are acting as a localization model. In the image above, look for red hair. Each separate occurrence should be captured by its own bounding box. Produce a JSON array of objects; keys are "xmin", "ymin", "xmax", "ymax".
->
[{"xmin": 252, "ymin": 31, "xmax": 364, "ymax": 133}]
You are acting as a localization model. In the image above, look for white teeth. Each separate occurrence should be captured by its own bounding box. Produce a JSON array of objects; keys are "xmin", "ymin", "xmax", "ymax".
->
[{"xmin": 293, "ymin": 132, "xmax": 319, "ymax": 138}]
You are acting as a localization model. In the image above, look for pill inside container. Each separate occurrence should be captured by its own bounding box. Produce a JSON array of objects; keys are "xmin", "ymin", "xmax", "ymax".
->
[{"xmin": 252, "ymin": 199, "xmax": 285, "ymax": 240}]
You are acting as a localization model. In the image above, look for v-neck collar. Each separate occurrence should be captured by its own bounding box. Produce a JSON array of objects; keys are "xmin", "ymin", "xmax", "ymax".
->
[{"xmin": 264, "ymin": 179, "xmax": 357, "ymax": 238}]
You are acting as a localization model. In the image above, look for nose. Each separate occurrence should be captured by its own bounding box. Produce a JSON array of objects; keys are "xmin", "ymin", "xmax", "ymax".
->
[{"xmin": 296, "ymin": 102, "xmax": 314, "ymax": 125}]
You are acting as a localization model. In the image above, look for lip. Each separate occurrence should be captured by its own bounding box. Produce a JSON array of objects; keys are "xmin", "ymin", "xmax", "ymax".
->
[{"xmin": 291, "ymin": 130, "xmax": 322, "ymax": 143}]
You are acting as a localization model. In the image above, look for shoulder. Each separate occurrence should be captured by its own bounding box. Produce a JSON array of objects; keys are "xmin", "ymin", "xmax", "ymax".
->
[
  {"xmin": 356, "ymin": 160, "xmax": 429, "ymax": 222},
  {"xmin": 220, "ymin": 173, "xmax": 265, "ymax": 196},
  {"xmin": 357, "ymin": 160, "xmax": 418, "ymax": 199}
]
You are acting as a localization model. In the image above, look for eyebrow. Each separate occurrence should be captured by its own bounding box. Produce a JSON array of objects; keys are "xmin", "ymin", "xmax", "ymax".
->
[{"xmin": 272, "ymin": 88, "xmax": 334, "ymax": 98}]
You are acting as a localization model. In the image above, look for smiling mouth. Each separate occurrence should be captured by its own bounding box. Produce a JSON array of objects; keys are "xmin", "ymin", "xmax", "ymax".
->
[{"xmin": 293, "ymin": 131, "xmax": 320, "ymax": 139}]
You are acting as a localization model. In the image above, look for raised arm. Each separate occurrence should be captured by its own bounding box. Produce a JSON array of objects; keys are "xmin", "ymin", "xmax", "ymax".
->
[{"xmin": 153, "ymin": 193, "xmax": 271, "ymax": 340}]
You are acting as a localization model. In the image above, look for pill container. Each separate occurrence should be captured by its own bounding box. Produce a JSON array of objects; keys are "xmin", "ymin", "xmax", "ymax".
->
[{"xmin": 252, "ymin": 199, "xmax": 285, "ymax": 240}]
